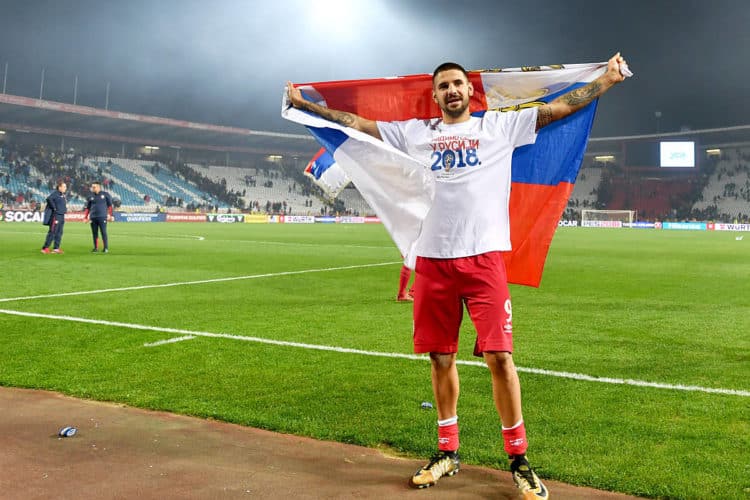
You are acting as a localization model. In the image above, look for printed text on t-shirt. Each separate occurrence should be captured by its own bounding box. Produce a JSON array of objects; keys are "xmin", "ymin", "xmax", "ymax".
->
[{"xmin": 430, "ymin": 136, "xmax": 481, "ymax": 171}]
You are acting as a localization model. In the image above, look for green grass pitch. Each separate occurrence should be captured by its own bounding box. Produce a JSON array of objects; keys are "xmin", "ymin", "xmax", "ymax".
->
[{"xmin": 0, "ymin": 222, "xmax": 748, "ymax": 498}]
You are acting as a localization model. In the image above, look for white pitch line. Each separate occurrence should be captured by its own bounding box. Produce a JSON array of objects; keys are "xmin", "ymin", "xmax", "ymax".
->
[
  {"xmin": 0, "ymin": 308, "xmax": 747, "ymax": 398},
  {"xmin": 226, "ymin": 239, "xmax": 393, "ymax": 249},
  {"xmin": 132, "ymin": 235, "xmax": 206, "ymax": 241},
  {"xmin": 143, "ymin": 335, "xmax": 195, "ymax": 347},
  {"xmin": 0, "ymin": 261, "xmax": 400, "ymax": 303},
  {"xmin": 0, "ymin": 230, "xmax": 47, "ymax": 236},
  {"xmin": 0, "ymin": 231, "xmax": 206, "ymax": 241}
]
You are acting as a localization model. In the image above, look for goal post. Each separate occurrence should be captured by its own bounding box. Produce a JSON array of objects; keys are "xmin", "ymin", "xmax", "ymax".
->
[{"xmin": 580, "ymin": 209, "xmax": 636, "ymax": 228}]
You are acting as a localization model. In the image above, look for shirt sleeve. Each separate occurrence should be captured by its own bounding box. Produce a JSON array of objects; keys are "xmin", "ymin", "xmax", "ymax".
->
[
  {"xmin": 487, "ymin": 107, "xmax": 538, "ymax": 149},
  {"xmin": 376, "ymin": 120, "xmax": 408, "ymax": 152},
  {"xmin": 48, "ymin": 193, "xmax": 59, "ymax": 213}
]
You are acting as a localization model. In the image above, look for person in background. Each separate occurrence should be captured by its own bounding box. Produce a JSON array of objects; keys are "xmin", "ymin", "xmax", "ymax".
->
[
  {"xmin": 397, "ymin": 264, "xmax": 415, "ymax": 302},
  {"xmin": 83, "ymin": 181, "xmax": 114, "ymax": 253},
  {"xmin": 41, "ymin": 180, "xmax": 67, "ymax": 254}
]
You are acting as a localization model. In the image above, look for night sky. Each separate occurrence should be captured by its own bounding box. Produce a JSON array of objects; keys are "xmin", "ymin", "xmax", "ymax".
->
[{"xmin": 0, "ymin": 0, "xmax": 747, "ymax": 137}]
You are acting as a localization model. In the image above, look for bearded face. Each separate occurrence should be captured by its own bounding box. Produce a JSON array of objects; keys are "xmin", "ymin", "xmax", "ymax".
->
[{"xmin": 433, "ymin": 69, "xmax": 473, "ymax": 121}]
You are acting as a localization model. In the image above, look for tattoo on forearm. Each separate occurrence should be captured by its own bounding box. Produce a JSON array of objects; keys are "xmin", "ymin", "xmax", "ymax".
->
[
  {"xmin": 561, "ymin": 81, "xmax": 602, "ymax": 107},
  {"xmin": 536, "ymin": 106, "xmax": 553, "ymax": 130},
  {"xmin": 331, "ymin": 111, "xmax": 356, "ymax": 127},
  {"xmin": 299, "ymin": 100, "xmax": 356, "ymax": 128}
]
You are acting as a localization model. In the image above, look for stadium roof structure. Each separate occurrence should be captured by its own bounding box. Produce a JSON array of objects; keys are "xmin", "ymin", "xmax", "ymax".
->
[
  {"xmin": 585, "ymin": 124, "xmax": 750, "ymax": 156},
  {"xmin": 1, "ymin": 92, "xmax": 748, "ymax": 162},
  {"xmin": 0, "ymin": 93, "xmax": 318, "ymax": 157}
]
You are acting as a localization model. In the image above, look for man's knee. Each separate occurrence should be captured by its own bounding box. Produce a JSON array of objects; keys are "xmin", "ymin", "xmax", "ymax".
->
[
  {"xmin": 429, "ymin": 352, "xmax": 456, "ymax": 371},
  {"xmin": 484, "ymin": 351, "xmax": 514, "ymax": 373}
]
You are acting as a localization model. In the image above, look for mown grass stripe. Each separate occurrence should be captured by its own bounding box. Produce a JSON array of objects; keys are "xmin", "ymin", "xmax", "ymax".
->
[
  {"xmin": 0, "ymin": 261, "xmax": 400, "ymax": 303},
  {"xmin": 1, "ymin": 308, "xmax": 746, "ymax": 398}
]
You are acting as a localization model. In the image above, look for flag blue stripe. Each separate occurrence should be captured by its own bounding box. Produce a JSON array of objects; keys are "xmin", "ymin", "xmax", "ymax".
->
[
  {"xmin": 306, "ymin": 149, "xmax": 336, "ymax": 180},
  {"xmin": 511, "ymin": 102, "xmax": 597, "ymax": 185},
  {"xmin": 307, "ymin": 125, "xmax": 348, "ymax": 155},
  {"xmin": 510, "ymin": 82, "xmax": 597, "ymax": 186}
]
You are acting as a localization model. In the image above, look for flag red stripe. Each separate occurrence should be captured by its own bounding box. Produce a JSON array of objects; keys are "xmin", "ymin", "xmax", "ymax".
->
[
  {"xmin": 505, "ymin": 182, "xmax": 575, "ymax": 287},
  {"xmin": 300, "ymin": 73, "xmax": 488, "ymax": 122}
]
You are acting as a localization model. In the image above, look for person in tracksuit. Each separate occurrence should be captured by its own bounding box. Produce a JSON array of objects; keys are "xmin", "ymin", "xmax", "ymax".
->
[
  {"xmin": 41, "ymin": 180, "xmax": 67, "ymax": 254},
  {"xmin": 83, "ymin": 181, "xmax": 114, "ymax": 253}
]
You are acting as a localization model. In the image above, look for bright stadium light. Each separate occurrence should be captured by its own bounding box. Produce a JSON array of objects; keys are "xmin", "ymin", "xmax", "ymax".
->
[
  {"xmin": 309, "ymin": 0, "xmax": 356, "ymax": 28},
  {"xmin": 0, "ymin": 130, "xmax": 5, "ymax": 135},
  {"xmin": 594, "ymin": 155, "xmax": 615, "ymax": 163},
  {"xmin": 305, "ymin": 0, "xmax": 386, "ymax": 40},
  {"xmin": 705, "ymin": 148, "xmax": 721, "ymax": 156}
]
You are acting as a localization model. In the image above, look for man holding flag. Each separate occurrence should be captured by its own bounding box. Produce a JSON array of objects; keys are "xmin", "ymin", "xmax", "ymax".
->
[{"xmin": 286, "ymin": 52, "xmax": 629, "ymax": 499}]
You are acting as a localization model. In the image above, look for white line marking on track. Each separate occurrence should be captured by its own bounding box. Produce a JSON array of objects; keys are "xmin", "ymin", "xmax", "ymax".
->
[
  {"xmin": 143, "ymin": 335, "xmax": 196, "ymax": 347},
  {"xmin": 0, "ymin": 308, "xmax": 747, "ymax": 398},
  {"xmin": 0, "ymin": 261, "xmax": 400, "ymax": 303}
]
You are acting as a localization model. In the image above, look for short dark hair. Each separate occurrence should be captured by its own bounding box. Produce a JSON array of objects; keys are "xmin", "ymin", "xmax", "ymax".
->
[
  {"xmin": 432, "ymin": 62, "xmax": 469, "ymax": 84},
  {"xmin": 56, "ymin": 179, "xmax": 66, "ymax": 187},
  {"xmin": 91, "ymin": 181, "xmax": 101, "ymax": 186}
]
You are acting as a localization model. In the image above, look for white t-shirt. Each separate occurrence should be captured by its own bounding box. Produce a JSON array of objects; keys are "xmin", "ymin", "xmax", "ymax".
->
[{"xmin": 377, "ymin": 108, "xmax": 538, "ymax": 258}]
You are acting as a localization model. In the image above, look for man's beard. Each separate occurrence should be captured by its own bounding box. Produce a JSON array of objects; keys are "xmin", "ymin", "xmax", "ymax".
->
[{"xmin": 441, "ymin": 98, "xmax": 469, "ymax": 119}]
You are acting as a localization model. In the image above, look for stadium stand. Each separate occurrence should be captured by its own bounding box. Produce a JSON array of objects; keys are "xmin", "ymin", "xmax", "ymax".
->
[
  {"xmin": 564, "ymin": 160, "xmax": 605, "ymax": 219},
  {"xmin": 607, "ymin": 176, "xmax": 698, "ymax": 221},
  {"xmin": 84, "ymin": 157, "xmax": 221, "ymax": 211},
  {"xmin": 691, "ymin": 146, "xmax": 750, "ymax": 222},
  {"xmin": 1, "ymin": 143, "xmax": 84, "ymax": 209},
  {"xmin": 200, "ymin": 164, "xmax": 327, "ymax": 215},
  {"xmin": 337, "ymin": 186, "xmax": 373, "ymax": 216},
  {"xmin": 1, "ymin": 90, "xmax": 747, "ymax": 221},
  {"xmin": 7, "ymin": 137, "xmax": 749, "ymax": 222},
  {"xmin": 571, "ymin": 162, "xmax": 605, "ymax": 208},
  {"xmin": 1, "ymin": 140, "xmax": 374, "ymax": 216}
]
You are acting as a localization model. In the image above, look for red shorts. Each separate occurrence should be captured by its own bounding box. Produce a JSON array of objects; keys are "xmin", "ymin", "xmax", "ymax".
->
[{"xmin": 413, "ymin": 251, "xmax": 513, "ymax": 357}]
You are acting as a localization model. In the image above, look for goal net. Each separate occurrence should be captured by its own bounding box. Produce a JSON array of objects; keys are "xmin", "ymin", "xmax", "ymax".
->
[{"xmin": 581, "ymin": 209, "xmax": 636, "ymax": 228}]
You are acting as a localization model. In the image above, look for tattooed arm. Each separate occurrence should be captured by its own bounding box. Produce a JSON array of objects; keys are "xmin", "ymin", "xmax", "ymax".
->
[
  {"xmin": 536, "ymin": 52, "xmax": 628, "ymax": 131},
  {"xmin": 286, "ymin": 81, "xmax": 382, "ymax": 140}
]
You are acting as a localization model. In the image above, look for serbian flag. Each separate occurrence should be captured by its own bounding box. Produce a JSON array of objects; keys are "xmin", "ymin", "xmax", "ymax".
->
[
  {"xmin": 283, "ymin": 62, "xmax": 612, "ymax": 287},
  {"xmin": 304, "ymin": 147, "xmax": 351, "ymax": 198}
]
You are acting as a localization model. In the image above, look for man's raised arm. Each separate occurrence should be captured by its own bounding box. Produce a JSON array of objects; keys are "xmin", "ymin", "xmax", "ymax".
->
[
  {"xmin": 286, "ymin": 81, "xmax": 382, "ymax": 140},
  {"xmin": 536, "ymin": 52, "xmax": 629, "ymax": 131}
]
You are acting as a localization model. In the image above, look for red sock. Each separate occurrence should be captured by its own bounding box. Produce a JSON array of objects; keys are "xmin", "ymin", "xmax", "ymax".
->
[
  {"xmin": 438, "ymin": 416, "xmax": 459, "ymax": 452},
  {"xmin": 398, "ymin": 266, "xmax": 411, "ymax": 296},
  {"xmin": 502, "ymin": 420, "xmax": 528, "ymax": 456}
]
